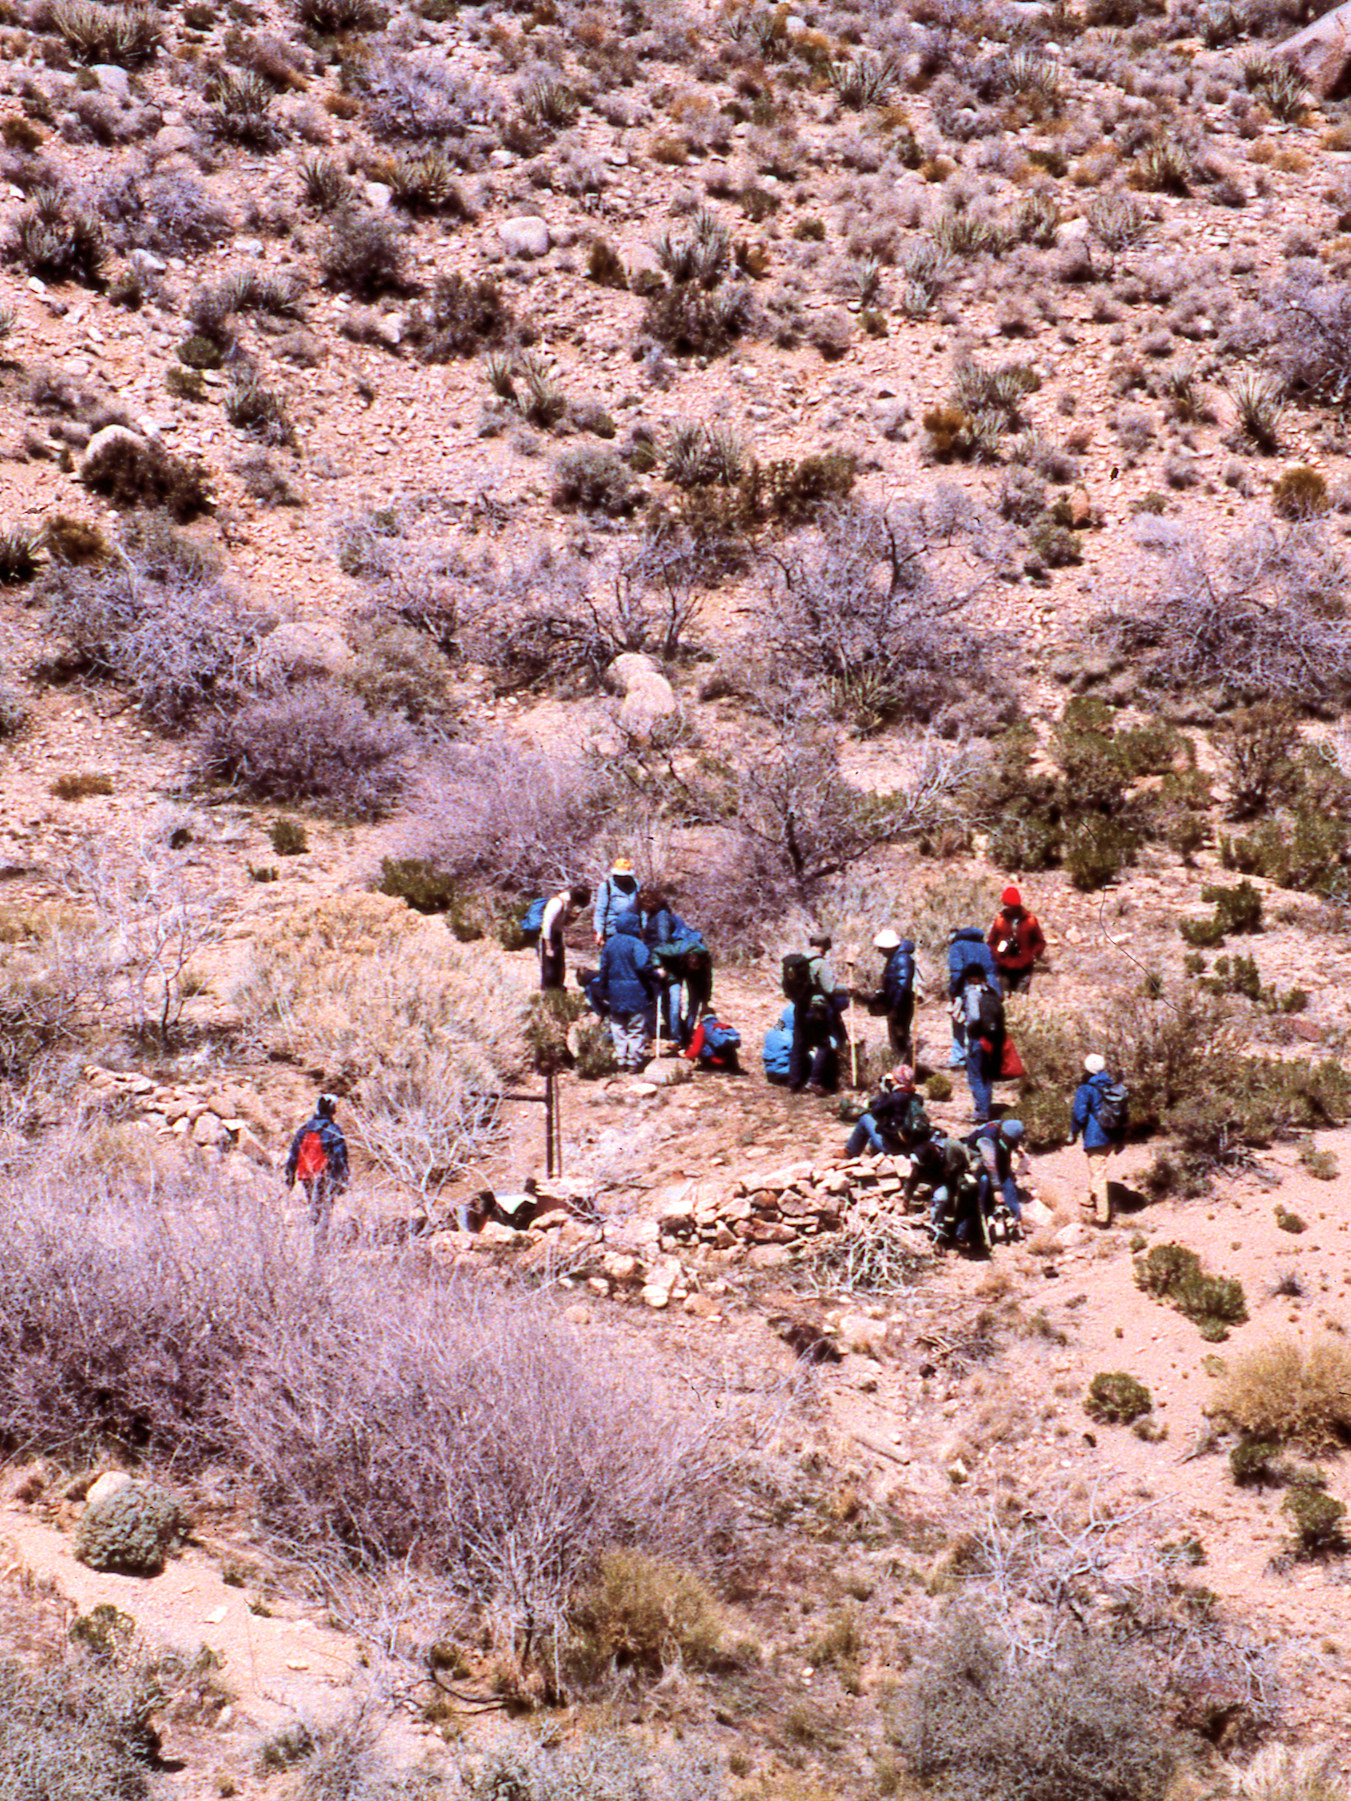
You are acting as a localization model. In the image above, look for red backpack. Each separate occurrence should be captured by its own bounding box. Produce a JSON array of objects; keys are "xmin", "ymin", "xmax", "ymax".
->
[{"xmin": 295, "ymin": 1128, "xmax": 329, "ymax": 1183}]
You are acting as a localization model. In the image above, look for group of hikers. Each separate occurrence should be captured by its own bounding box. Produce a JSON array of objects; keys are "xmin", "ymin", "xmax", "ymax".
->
[{"xmin": 283, "ymin": 874, "xmax": 1128, "ymax": 1256}]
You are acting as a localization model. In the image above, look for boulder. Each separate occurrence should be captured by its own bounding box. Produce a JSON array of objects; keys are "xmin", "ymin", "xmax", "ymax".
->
[
  {"xmin": 79, "ymin": 424, "xmax": 145, "ymax": 481},
  {"xmin": 85, "ymin": 1471, "xmax": 133, "ymax": 1510},
  {"xmin": 1278, "ymin": 0, "xmax": 1351, "ymax": 96},
  {"xmin": 498, "ymin": 215, "xmax": 551, "ymax": 258},
  {"xmin": 608, "ymin": 651, "xmax": 680, "ymax": 741},
  {"xmin": 90, "ymin": 63, "xmax": 130, "ymax": 98},
  {"xmin": 253, "ymin": 621, "xmax": 353, "ymax": 684}
]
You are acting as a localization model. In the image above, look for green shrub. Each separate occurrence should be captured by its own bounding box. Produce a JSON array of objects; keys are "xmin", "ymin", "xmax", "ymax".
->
[
  {"xmin": 1085, "ymin": 1371, "xmax": 1152, "ymax": 1424},
  {"xmin": 925, "ymin": 1072, "xmax": 953, "ymax": 1103},
  {"xmin": 269, "ymin": 817, "xmax": 308, "ymax": 857},
  {"xmin": 1299, "ymin": 1145, "xmax": 1337, "ymax": 1182},
  {"xmin": 566, "ymin": 1550, "xmax": 723, "ymax": 1683},
  {"xmin": 1133, "ymin": 1243, "xmax": 1248, "ymax": 1341},
  {"xmin": 525, "ymin": 990, "xmax": 586, "ymax": 1073},
  {"xmin": 1064, "ymin": 814, "xmax": 1137, "ymax": 891},
  {"xmin": 1282, "ymin": 1482, "xmax": 1347, "ymax": 1558},
  {"xmin": 1206, "ymin": 880, "xmax": 1263, "ymax": 934},
  {"xmin": 573, "ymin": 1016, "xmax": 617, "ymax": 1080},
  {"xmin": 75, "ymin": 1480, "xmax": 186, "ymax": 1576},
  {"xmin": 1228, "ymin": 1436, "xmax": 1281, "ymax": 1487},
  {"xmin": 378, "ymin": 857, "xmax": 458, "ymax": 913}
]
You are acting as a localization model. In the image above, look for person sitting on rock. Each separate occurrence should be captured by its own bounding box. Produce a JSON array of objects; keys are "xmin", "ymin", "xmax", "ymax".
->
[{"xmin": 845, "ymin": 1066, "xmax": 930, "ymax": 1158}]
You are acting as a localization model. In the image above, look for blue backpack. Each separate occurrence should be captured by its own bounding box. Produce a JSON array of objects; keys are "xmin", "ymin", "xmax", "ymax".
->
[
  {"xmin": 520, "ymin": 897, "xmax": 547, "ymax": 942},
  {"xmin": 699, "ymin": 1018, "xmax": 741, "ymax": 1057},
  {"xmin": 762, "ymin": 1005, "xmax": 794, "ymax": 1082}
]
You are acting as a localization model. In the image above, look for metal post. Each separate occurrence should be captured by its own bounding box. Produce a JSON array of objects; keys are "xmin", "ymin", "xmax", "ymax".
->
[
  {"xmin": 544, "ymin": 1070, "xmax": 556, "ymax": 1178},
  {"xmin": 552, "ymin": 1070, "xmax": 563, "ymax": 1175},
  {"xmin": 847, "ymin": 957, "xmax": 859, "ymax": 1090}
]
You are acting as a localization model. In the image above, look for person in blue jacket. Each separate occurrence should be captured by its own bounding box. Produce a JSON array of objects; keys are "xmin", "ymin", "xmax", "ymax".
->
[
  {"xmin": 596, "ymin": 913, "xmax": 658, "ymax": 1070},
  {"xmin": 967, "ymin": 1117, "xmax": 1026, "ymax": 1233},
  {"xmin": 592, "ymin": 856, "xmax": 640, "ymax": 946},
  {"xmin": 763, "ymin": 1004, "xmax": 795, "ymax": 1083},
  {"xmin": 947, "ymin": 925, "xmax": 1002, "ymax": 1068},
  {"xmin": 284, "ymin": 1093, "xmax": 350, "ymax": 1254},
  {"xmin": 862, "ymin": 928, "xmax": 916, "ymax": 1060},
  {"xmin": 1070, "ymin": 1054, "xmax": 1125, "ymax": 1226}
]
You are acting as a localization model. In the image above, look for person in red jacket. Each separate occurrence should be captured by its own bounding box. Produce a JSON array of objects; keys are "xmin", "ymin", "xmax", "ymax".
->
[{"xmin": 987, "ymin": 886, "xmax": 1047, "ymax": 994}]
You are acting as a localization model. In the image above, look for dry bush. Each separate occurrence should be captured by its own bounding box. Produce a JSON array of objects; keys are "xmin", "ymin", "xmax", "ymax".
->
[
  {"xmin": 1215, "ymin": 1336, "xmax": 1351, "ymax": 1453},
  {"xmin": 95, "ymin": 169, "xmax": 235, "ymax": 256},
  {"xmin": 237, "ymin": 893, "xmax": 530, "ymax": 1188},
  {"xmin": 48, "ymin": 0, "xmax": 160, "ymax": 63},
  {"xmin": 1227, "ymin": 1743, "xmax": 1349, "ymax": 1801},
  {"xmin": 79, "ymin": 432, "xmax": 213, "ymax": 521},
  {"xmin": 1273, "ymin": 277, "xmax": 1351, "ymax": 409},
  {"xmin": 1096, "ymin": 522, "xmax": 1351, "ymax": 706},
  {"xmin": 197, "ymin": 680, "xmax": 413, "ymax": 818},
  {"xmin": 0, "ymin": 1644, "xmax": 159, "ymax": 1801},
  {"xmin": 6, "ymin": 184, "xmax": 105, "ymax": 284},
  {"xmin": 762, "ymin": 498, "xmax": 1014, "ymax": 734},
  {"xmin": 320, "ymin": 208, "xmax": 407, "ymax": 297},
  {"xmin": 468, "ymin": 1730, "xmax": 728, "ymax": 1801},
  {"xmin": 356, "ymin": 50, "xmax": 492, "ymax": 151},
  {"xmin": 896, "ymin": 1608, "xmax": 1176, "ymax": 1801},
  {"xmin": 0, "ymin": 1157, "xmax": 729, "ymax": 1642},
  {"xmin": 567, "ymin": 1549, "xmax": 724, "ymax": 1682},
  {"xmin": 40, "ymin": 536, "xmax": 264, "ymax": 728},
  {"xmin": 389, "ymin": 738, "xmax": 616, "ymax": 892}
]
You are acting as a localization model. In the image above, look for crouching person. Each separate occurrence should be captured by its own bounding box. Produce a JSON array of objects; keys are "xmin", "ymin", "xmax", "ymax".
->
[
  {"xmin": 845, "ymin": 1066, "xmax": 929, "ymax": 1158},
  {"xmin": 968, "ymin": 1117, "xmax": 1027, "ymax": 1236}
]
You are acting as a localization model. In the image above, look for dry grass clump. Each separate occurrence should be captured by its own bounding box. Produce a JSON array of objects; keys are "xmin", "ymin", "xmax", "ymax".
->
[
  {"xmin": 567, "ymin": 1550, "xmax": 724, "ymax": 1682},
  {"xmin": 1228, "ymin": 1743, "xmax": 1350, "ymax": 1801},
  {"xmin": 1215, "ymin": 1335, "xmax": 1351, "ymax": 1453}
]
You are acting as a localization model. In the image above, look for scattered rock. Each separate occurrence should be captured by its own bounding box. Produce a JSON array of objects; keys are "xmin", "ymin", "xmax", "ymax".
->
[{"xmin": 609, "ymin": 651, "xmax": 679, "ymax": 742}]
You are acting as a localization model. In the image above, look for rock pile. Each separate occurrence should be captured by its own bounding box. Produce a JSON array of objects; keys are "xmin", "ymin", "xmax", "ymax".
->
[
  {"xmin": 83, "ymin": 1066, "xmax": 274, "ymax": 1162},
  {"xmin": 656, "ymin": 1154, "xmax": 919, "ymax": 1269}
]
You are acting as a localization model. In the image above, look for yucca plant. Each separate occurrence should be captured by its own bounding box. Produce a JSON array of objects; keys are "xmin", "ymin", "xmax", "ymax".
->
[
  {"xmin": 298, "ymin": 152, "xmax": 349, "ymax": 212},
  {"xmin": 50, "ymin": 0, "xmax": 160, "ymax": 64},
  {"xmin": 1229, "ymin": 371, "xmax": 1285, "ymax": 453},
  {"xmin": 209, "ymin": 69, "xmax": 280, "ymax": 147},
  {"xmin": 0, "ymin": 525, "xmax": 44, "ymax": 585},
  {"xmin": 8, "ymin": 185, "xmax": 105, "ymax": 284},
  {"xmin": 826, "ymin": 53, "xmax": 895, "ymax": 108}
]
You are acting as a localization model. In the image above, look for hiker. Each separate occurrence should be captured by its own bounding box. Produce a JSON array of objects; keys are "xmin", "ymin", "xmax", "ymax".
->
[
  {"xmin": 947, "ymin": 925, "xmax": 1002, "ymax": 1067},
  {"xmin": 790, "ymin": 993, "xmax": 846, "ymax": 1095},
  {"xmin": 593, "ymin": 857, "xmax": 640, "ymax": 946},
  {"xmin": 968, "ymin": 1117, "xmax": 1027, "ymax": 1233},
  {"xmin": 907, "ymin": 1132, "xmax": 980, "ymax": 1247},
  {"xmin": 858, "ymin": 929, "xmax": 916, "ymax": 1060},
  {"xmin": 958, "ymin": 965, "xmax": 1006, "ymax": 1123},
  {"xmin": 1070, "ymin": 1054, "xmax": 1128, "ymax": 1226},
  {"xmin": 538, "ymin": 884, "xmax": 592, "ymax": 992},
  {"xmin": 763, "ymin": 1003, "xmax": 795, "ymax": 1084},
  {"xmin": 654, "ymin": 935, "xmax": 713, "ymax": 1046},
  {"xmin": 595, "ymin": 912, "xmax": 658, "ymax": 1071},
  {"xmin": 683, "ymin": 1014, "xmax": 741, "ymax": 1072},
  {"xmin": 845, "ymin": 1065, "xmax": 930, "ymax": 1158},
  {"xmin": 284, "ymin": 1093, "xmax": 349, "ymax": 1254},
  {"xmin": 639, "ymin": 883, "xmax": 686, "ymax": 951},
  {"xmin": 987, "ymin": 886, "xmax": 1047, "ymax": 994}
]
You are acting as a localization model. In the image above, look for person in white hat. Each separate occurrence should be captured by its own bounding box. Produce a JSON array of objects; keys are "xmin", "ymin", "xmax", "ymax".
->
[
  {"xmin": 1070, "ymin": 1054, "xmax": 1128, "ymax": 1226},
  {"xmin": 869, "ymin": 927, "xmax": 916, "ymax": 1060}
]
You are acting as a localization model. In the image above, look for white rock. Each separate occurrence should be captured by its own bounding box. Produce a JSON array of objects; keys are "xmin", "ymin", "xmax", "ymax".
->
[
  {"xmin": 85, "ymin": 1471, "xmax": 133, "ymax": 1508},
  {"xmin": 609, "ymin": 651, "xmax": 678, "ymax": 741},
  {"xmin": 498, "ymin": 215, "xmax": 551, "ymax": 258},
  {"xmin": 235, "ymin": 237, "xmax": 265, "ymax": 256},
  {"xmin": 193, "ymin": 1111, "xmax": 226, "ymax": 1149},
  {"xmin": 365, "ymin": 181, "xmax": 392, "ymax": 208},
  {"xmin": 837, "ymin": 1311, "xmax": 881, "ymax": 1357},
  {"xmin": 90, "ymin": 63, "xmax": 130, "ymax": 98}
]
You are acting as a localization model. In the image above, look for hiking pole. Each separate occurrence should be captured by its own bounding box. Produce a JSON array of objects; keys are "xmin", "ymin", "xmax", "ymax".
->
[{"xmin": 847, "ymin": 957, "xmax": 859, "ymax": 1089}]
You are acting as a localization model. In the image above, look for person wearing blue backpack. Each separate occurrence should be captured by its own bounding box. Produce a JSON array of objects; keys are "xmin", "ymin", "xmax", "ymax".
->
[
  {"xmin": 595, "ymin": 912, "xmax": 658, "ymax": 1070},
  {"xmin": 1071, "ymin": 1054, "xmax": 1129, "ymax": 1226},
  {"xmin": 683, "ymin": 1015, "xmax": 741, "ymax": 1072},
  {"xmin": 536, "ymin": 884, "xmax": 591, "ymax": 991},
  {"xmin": 855, "ymin": 929, "xmax": 916, "ymax": 1060},
  {"xmin": 947, "ymin": 925, "xmax": 1001, "ymax": 1069}
]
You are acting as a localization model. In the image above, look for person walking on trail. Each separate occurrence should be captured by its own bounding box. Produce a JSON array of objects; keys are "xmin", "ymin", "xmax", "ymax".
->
[
  {"xmin": 845, "ymin": 1065, "xmax": 929, "ymax": 1158},
  {"xmin": 1071, "ymin": 1054, "xmax": 1128, "ymax": 1226},
  {"xmin": 596, "ymin": 912, "xmax": 658, "ymax": 1071},
  {"xmin": 284, "ymin": 1093, "xmax": 349, "ymax": 1254},
  {"xmin": 987, "ymin": 886, "xmax": 1047, "ymax": 995},
  {"xmin": 968, "ymin": 1117, "xmax": 1027, "ymax": 1234},
  {"xmin": 593, "ymin": 857, "xmax": 640, "ymax": 947},
  {"xmin": 947, "ymin": 925, "xmax": 1002, "ymax": 1068},
  {"xmin": 538, "ymin": 884, "xmax": 592, "ymax": 992},
  {"xmin": 856, "ymin": 929, "xmax": 916, "ymax": 1061},
  {"xmin": 958, "ymin": 965, "xmax": 1006, "ymax": 1123}
]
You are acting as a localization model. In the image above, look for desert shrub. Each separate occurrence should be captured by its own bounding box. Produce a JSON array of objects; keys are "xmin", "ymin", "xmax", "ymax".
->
[
  {"xmin": 1180, "ymin": 880, "xmax": 1264, "ymax": 946},
  {"xmin": 896, "ymin": 1608, "xmax": 1176, "ymax": 1801},
  {"xmin": 566, "ymin": 1550, "xmax": 723, "ymax": 1683},
  {"xmin": 295, "ymin": 0, "xmax": 385, "ymax": 26},
  {"xmin": 1086, "ymin": 1372, "xmax": 1152, "ymax": 1424},
  {"xmin": 344, "ymin": 617, "xmax": 454, "ymax": 726},
  {"xmin": 49, "ymin": 0, "xmax": 159, "ymax": 63},
  {"xmin": 1095, "ymin": 523, "xmax": 1351, "ymax": 706},
  {"xmin": 188, "ymin": 269, "xmax": 303, "ymax": 349},
  {"xmin": 207, "ymin": 69, "xmax": 281, "ymax": 147},
  {"xmin": 1275, "ymin": 277, "xmax": 1351, "ymax": 409},
  {"xmin": 80, "ymin": 432, "xmax": 213, "ymax": 521},
  {"xmin": 642, "ymin": 280, "xmax": 756, "ymax": 358},
  {"xmin": 0, "ymin": 1649, "xmax": 159, "ymax": 1801},
  {"xmin": 355, "ymin": 49, "xmax": 490, "ymax": 148},
  {"xmin": 409, "ymin": 272, "xmax": 512, "ymax": 360},
  {"xmin": 96, "ymin": 170, "xmax": 235, "ymax": 256},
  {"xmin": 270, "ymin": 816, "xmax": 307, "ymax": 856},
  {"xmin": 377, "ymin": 148, "xmax": 466, "ymax": 214},
  {"xmin": 1273, "ymin": 465, "xmax": 1329, "ymax": 520},
  {"xmin": 0, "ymin": 525, "xmax": 43, "ymax": 585},
  {"xmin": 1226, "ymin": 1745, "xmax": 1349, "ymax": 1801},
  {"xmin": 0, "ymin": 1158, "xmax": 726, "ymax": 1637},
  {"xmin": 1217, "ymin": 704, "xmax": 1299, "ymax": 817},
  {"xmin": 587, "ymin": 237, "xmax": 628, "ymax": 289},
  {"xmin": 761, "ymin": 500, "xmax": 1013, "ymax": 734},
  {"xmin": 389, "ymin": 737, "xmax": 615, "ymax": 891},
  {"xmin": 44, "ymin": 515, "xmax": 110, "ymax": 567},
  {"xmin": 76, "ymin": 1480, "xmax": 185, "ymax": 1575},
  {"xmin": 320, "ymin": 208, "xmax": 406, "ymax": 297},
  {"xmin": 468, "ymin": 1732, "xmax": 728, "ymax": 1801},
  {"xmin": 552, "ymin": 447, "xmax": 644, "ymax": 517},
  {"xmin": 1216, "ymin": 1335, "xmax": 1351, "ymax": 1452},
  {"xmin": 40, "ymin": 541, "xmax": 263, "ymax": 727},
  {"xmin": 1228, "ymin": 1436, "xmax": 1282, "ymax": 1487},
  {"xmin": 1282, "ymin": 1483, "xmax": 1347, "ymax": 1557},
  {"xmin": 1134, "ymin": 1243, "xmax": 1248, "ymax": 1341},
  {"xmin": 198, "ymin": 680, "xmax": 412, "ymax": 818},
  {"xmin": 223, "ymin": 376, "xmax": 294, "ymax": 446},
  {"xmin": 6, "ymin": 184, "xmax": 105, "ymax": 284}
]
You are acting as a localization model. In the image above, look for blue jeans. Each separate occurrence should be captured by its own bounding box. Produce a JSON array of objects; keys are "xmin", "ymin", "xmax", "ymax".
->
[
  {"xmin": 847, "ymin": 1112, "xmax": 887, "ymax": 1157},
  {"xmin": 967, "ymin": 1040, "xmax": 994, "ymax": 1121},
  {"xmin": 977, "ymin": 1167, "xmax": 1023, "ymax": 1222},
  {"xmin": 610, "ymin": 1010, "xmax": 652, "ymax": 1069}
]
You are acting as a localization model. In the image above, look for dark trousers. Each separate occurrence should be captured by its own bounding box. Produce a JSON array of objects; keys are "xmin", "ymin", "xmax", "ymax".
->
[
  {"xmin": 1000, "ymin": 965, "xmax": 1033, "ymax": 994},
  {"xmin": 790, "ymin": 1025, "xmax": 839, "ymax": 1091},
  {"xmin": 887, "ymin": 992, "xmax": 914, "ymax": 1058},
  {"xmin": 540, "ymin": 941, "xmax": 565, "ymax": 990}
]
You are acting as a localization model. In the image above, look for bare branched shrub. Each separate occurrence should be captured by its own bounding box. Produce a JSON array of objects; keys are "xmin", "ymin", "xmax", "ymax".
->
[
  {"xmin": 1274, "ymin": 277, "xmax": 1351, "ymax": 407},
  {"xmin": 0, "ymin": 1159, "xmax": 727, "ymax": 1639},
  {"xmin": 95, "ymin": 169, "xmax": 235, "ymax": 255},
  {"xmin": 1095, "ymin": 523, "xmax": 1351, "ymax": 705},
  {"xmin": 390, "ymin": 738, "xmax": 615, "ymax": 891},
  {"xmin": 469, "ymin": 1729, "xmax": 728, "ymax": 1801},
  {"xmin": 320, "ymin": 208, "xmax": 407, "ymax": 297},
  {"xmin": 198, "ymin": 680, "xmax": 412, "ymax": 818},
  {"xmin": 762, "ymin": 499, "xmax": 1014, "ymax": 733},
  {"xmin": 356, "ymin": 50, "xmax": 493, "ymax": 152},
  {"xmin": 40, "ymin": 538, "xmax": 264, "ymax": 728},
  {"xmin": 0, "ymin": 1644, "xmax": 158, "ymax": 1800},
  {"xmin": 897, "ymin": 1608, "xmax": 1176, "ymax": 1801}
]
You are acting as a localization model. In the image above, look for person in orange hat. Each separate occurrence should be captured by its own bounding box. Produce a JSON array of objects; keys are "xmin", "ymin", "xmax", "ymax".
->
[
  {"xmin": 592, "ymin": 855, "xmax": 640, "ymax": 947},
  {"xmin": 987, "ymin": 885, "xmax": 1046, "ymax": 994}
]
